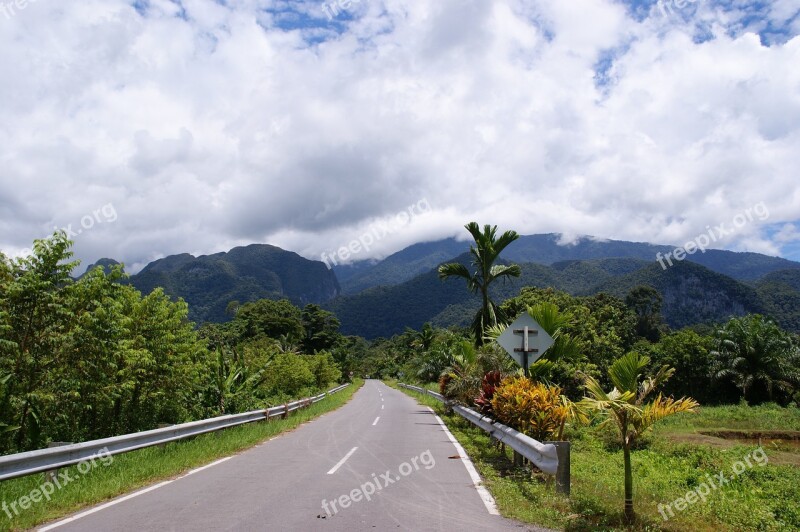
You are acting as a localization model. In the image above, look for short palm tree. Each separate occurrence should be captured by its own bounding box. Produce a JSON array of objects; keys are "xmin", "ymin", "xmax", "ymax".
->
[
  {"xmin": 438, "ymin": 223, "xmax": 521, "ymax": 345},
  {"xmin": 581, "ymin": 352, "xmax": 698, "ymax": 524},
  {"xmin": 711, "ymin": 314, "xmax": 800, "ymax": 403}
]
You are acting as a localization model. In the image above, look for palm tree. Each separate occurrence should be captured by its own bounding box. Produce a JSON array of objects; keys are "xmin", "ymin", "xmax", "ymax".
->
[
  {"xmin": 438, "ymin": 223, "xmax": 521, "ymax": 345},
  {"xmin": 411, "ymin": 323, "xmax": 436, "ymax": 351},
  {"xmin": 710, "ymin": 315, "xmax": 800, "ymax": 403},
  {"xmin": 581, "ymin": 352, "xmax": 698, "ymax": 524}
]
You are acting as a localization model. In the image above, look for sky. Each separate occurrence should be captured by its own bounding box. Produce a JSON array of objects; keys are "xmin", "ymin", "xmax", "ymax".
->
[{"xmin": 0, "ymin": 0, "xmax": 798, "ymax": 273}]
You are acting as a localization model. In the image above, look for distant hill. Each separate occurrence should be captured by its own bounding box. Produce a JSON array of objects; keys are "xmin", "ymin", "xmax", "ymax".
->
[
  {"xmin": 326, "ymin": 255, "xmax": 789, "ymax": 339},
  {"xmin": 588, "ymin": 261, "xmax": 767, "ymax": 329},
  {"xmin": 75, "ymin": 233, "xmax": 799, "ymax": 333},
  {"xmin": 129, "ymin": 244, "xmax": 340, "ymax": 324},
  {"xmin": 334, "ymin": 234, "xmax": 800, "ymax": 294},
  {"xmin": 333, "ymin": 238, "xmax": 468, "ymax": 294},
  {"xmin": 78, "ymin": 258, "xmax": 123, "ymax": 278},
  {"xmin": 756, "ymin": 269, "xmax": 800, "ymax": 333}
]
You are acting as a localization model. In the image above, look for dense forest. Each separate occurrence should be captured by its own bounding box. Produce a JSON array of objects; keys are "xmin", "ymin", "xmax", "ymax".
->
[{"xmin": 0, "ymin": 234, "xmax": 345, "ymax": 454}]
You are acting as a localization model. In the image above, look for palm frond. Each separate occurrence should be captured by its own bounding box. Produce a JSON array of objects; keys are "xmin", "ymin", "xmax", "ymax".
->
[{"xmin": 609, "ymin": 352, "xmax": 650, "ymax": 394}]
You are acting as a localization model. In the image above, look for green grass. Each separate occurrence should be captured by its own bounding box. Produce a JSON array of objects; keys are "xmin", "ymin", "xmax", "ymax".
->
[
  {"xmin": 655, "ymin": 402, "xmax": 800, "ymax": 432},
  {"xmin": 0, "ymin": 380, "xmax": 363, "ymax": 531},
  {"xmin": 391, "ymin": 383, "xmax": 800, "ymax": 531}
]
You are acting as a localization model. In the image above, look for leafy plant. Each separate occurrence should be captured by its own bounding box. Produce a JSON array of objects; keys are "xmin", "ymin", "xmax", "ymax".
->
[
  {"xmin": 580, "ymin": 352, "xmax": 698, "ymax": 524},
  {"xmin": 474, "ymin": 370, "xmax": 502, "ymax": 416},
  {"xmin": 491, "ymin": 376, "xmax": 568, "ymax": 441}
]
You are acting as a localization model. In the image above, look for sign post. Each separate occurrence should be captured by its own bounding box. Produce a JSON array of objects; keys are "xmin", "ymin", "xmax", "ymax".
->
[{"xmin": 496, "ymin": 313, "xmax": 554, "ymax": 376}]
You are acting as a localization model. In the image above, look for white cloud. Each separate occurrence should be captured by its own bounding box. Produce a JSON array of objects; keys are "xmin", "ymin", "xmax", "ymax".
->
[{"xmin": 0, "ymin": 0, "xmax": 798, "ymax": 272}]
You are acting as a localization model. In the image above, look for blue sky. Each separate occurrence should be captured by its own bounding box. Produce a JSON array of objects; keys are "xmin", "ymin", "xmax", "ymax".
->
[{"xmin": 0, "ymin": 0, "xmax": 798, "ymax": 268}]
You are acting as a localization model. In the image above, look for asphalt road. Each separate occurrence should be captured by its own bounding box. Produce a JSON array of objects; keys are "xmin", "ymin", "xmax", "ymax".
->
[{"xmin": 41, "ymin": 380, "xmax": 544, "ymax": 531}]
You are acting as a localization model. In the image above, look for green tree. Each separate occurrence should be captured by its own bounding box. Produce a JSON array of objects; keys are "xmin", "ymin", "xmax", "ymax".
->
[
  {"xmin": 581, "ymin": 352, "xmax": 698, "ymax": 524},
  {"xmin": 0, "ymin": 232, "xmax": 77, "ymax": 449},
  {"xmin": 234, "ymin": 299, "xmax": 304, "ymax": 344},
  {"xmin": 638, "ymin": 329, "xmax": 722, "ymax": 404},
  {"xmin": 710, "ymin": 315, "xmax": 800, "ymax": 404},
  {"xmin": 438, "ymin": 223, "xmax": 520, "ymax": 345},
  {"xmin": 301, "ymin": 304, "xmax": 341, "ymax": 353},
  {"xmin": 625, "ymin": 285, "xmax": 665, "ymax": 342}
]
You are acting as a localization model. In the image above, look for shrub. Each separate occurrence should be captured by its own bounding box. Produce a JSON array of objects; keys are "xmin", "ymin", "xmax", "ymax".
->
[
  {"xmin": 439, "ymin": 373, "xmax": 453, "ymax": 397},
  {"xmin": 474, "ymin": 370, "xmax": 502, "ymax": 416},
  {"xmin": 491, "ymin": 377, "xmax": 568, "ymax": 441}
]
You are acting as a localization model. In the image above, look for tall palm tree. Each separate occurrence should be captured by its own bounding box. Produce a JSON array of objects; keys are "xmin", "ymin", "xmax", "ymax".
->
[
  {"xmin": 581, "ymin": 352, "xmax": 698, "ymax": 524},
  {"xmin": 438, "ymin": 223, "xmax": 521, "ymax": 345},
  {"xmin": 711, "ymin": 315, "xmax": 800, "ymax": 403}
]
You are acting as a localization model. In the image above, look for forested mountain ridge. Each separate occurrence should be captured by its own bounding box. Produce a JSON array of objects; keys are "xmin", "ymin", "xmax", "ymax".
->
[
  {"xmin": 335, "ymin": 234, "xmax": 800, "ymax": 294},
  {"xmin": 80, "ymin": 235, "xmax": 799, "ymax": 332},
  {"xmin": 326, "ymin": 256, "xmax": 797, "ymax": 338},
  {"xmin": 128, "ymin": 244, "xmax": 340, "ymax": 324}
]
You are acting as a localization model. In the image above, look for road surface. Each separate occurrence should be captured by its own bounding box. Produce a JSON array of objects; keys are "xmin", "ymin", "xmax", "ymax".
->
[{"xmin": 41, "ymin": 380, "xmax": 545, "ymax": 531}]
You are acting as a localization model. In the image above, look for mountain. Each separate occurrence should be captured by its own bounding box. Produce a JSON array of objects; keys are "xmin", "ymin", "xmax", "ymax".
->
[
  {"xmin": 326, "ymin": 255, "xmax": 784, "ymax": 339},
  {"xmin": 588, "ymin": 261, "xmax": 767, "ymax": 329},
  {"xmin": 78, "ymin": 258, "xmax": 123, "ymax": 278},
  {"xmin": 129, "ymin": 244, "xmax": 340, "ymax": 324},
  {"xmin": 756, "ymin": 269, "xmax": 800, "ymax": 333},
  {"xmin": 333, "ymin": 238, "xmax": 468, "ymax": 294},
  {"xmin": 334, "ymin": 234, "xmax": 800, "ymax": 294}
]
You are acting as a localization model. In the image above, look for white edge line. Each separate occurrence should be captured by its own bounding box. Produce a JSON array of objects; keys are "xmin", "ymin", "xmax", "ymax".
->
[
  {"xmin": 39, "ymin": 457, "xmax": 233, "ymax": 531},
  {"xmin": 327, "ymin": 446, "xmax": 358, "ymax": 475},
  {"xmin": 372, "ymin": 416, "xmax": 380, "ymax": 426},
  {"xmin": 427, "ymin": 407, "xmax": 500, "ymax": 515}
]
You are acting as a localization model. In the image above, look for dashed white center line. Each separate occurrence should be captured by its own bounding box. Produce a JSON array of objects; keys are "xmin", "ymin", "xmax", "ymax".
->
[
  {"xmin": 381, "ymin": 404, "xmax": 384, "ymax": 410},
  {"xmin": 372, "ymin": 416, "xmax": 380, "ymax": 426},
  {"xmin": 327, "ymin": 447, "xmax": 358, "ymax": 475}
]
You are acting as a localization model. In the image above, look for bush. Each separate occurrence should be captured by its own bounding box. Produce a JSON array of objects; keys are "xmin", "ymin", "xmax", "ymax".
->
[
  {"xmin": 491, "ymin": 377, "xmax": 568, "ymax": 441},
  {"xmin": 474, "ymin": 371, "xmax": 502, "ymax": 416}
]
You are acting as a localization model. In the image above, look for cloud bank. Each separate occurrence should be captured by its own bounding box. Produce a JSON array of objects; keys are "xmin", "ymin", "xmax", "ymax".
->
[{"xmin": 0, "ymin": 0, "xmax": 798, "ymax": 271}]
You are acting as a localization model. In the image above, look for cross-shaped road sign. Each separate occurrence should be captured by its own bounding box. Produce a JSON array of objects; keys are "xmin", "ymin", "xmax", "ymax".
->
[{"xmin": 496, "ymin": 313, "xmax": 555, "ymax": 375}]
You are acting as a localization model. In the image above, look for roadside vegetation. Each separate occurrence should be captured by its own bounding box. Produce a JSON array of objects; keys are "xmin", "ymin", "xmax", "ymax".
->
[
  {"xmin": 386, "ymin": 222, "xmax": 800, "ymax": 531},
  {"xmin": 0, "ymin": 233, "xmax": 349, "ymax": 454},
  {"xmin": 0, "ymin": 379, "xmax": 362, "ymax": 531},
  {"xmin": 394, "ymin": 384, "xmax": 800, "ymax": 531}
]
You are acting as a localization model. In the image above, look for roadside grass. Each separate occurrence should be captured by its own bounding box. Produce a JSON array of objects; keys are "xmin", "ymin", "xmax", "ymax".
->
[
  {"xmin": 391, "ymin": 383, "xmax": 800, "ymax": 532},
  {"xmin": 0, "ymin": 380, "xmax": 363, "ymax": 532}
]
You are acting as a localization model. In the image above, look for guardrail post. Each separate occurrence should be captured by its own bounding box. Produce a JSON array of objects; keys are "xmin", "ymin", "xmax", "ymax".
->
[
  {"xmin": 46, "ymin": 442, "xmax": 72, "ymax": 482},
  {"xmin": 546, "ymin": 441, "xmax": 571, "ymax": 496},
  {"xmin": 513, "ymin": 450, "xmax": 524, "ymax": 467}
]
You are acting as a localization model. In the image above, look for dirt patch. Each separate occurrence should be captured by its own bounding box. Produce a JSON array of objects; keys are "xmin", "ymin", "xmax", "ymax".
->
[
  {"xmin": 699, "ymin": 430, "xmax": 800, "ymax": 440},
  {"xmin": 665, "ymin": 432, "xmax": 800, "ymax": 467}
]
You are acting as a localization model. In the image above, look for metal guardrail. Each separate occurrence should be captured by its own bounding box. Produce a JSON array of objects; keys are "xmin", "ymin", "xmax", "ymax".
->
[
  {"xmin": 0, "ymin": 383, "xmax": 351, "ymax": 481},
  {"xmin": 398, "ymin": 383, "xmax": 570, "ymax": 494}
]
